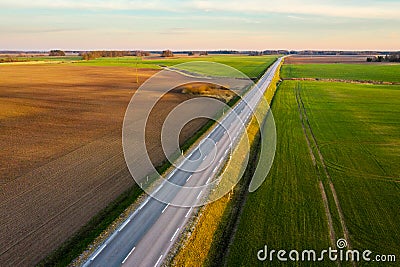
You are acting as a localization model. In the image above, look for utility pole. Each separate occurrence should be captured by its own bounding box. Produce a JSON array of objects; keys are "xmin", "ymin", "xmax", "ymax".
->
[{"xmin": 136, "ymin": 56, "xmax": 139, "ymax": 84}]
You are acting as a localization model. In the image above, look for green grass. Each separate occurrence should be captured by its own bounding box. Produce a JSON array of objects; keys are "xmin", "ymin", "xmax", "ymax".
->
[
  {"xmin": 282, "ymin": 64, "xmax": 400, "ymax": 83},
  {"xmin": 227, "ymin": 81, "xmax": 333, "ymax": 266},
  {"xmin": 12, "ymin": 56, "xmax": 82, "ymax": 62},
  {"xmin": 297, "ymin": 81, "xmax": 400, "ymax": 258},
  {"xmin": 2, "ymin": 55, "xmax": 277, "ymax": 79},
  {"xmin": 75, "ymin": 55, "xmax": 278, "ymax": 79},
  {"xmin": 228, "ymin": 80, "xmax": 400, "ymax": 266}
]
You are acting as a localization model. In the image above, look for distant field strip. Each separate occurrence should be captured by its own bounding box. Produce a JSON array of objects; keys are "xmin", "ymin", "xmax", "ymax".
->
[
  {"xmin": 75, "ymin": 56, "xmax": 278, "ymax": 79},
  {"xmin": 1, "ymin": 55, "xmax": 279, "ymax": 80},
  {"xmin": 282, "ymin": 63, "xmax": 400, "ymax": 83}
]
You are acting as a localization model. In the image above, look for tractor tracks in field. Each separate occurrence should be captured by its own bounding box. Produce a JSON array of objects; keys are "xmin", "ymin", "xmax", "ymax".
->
[
  {"xmin": 295, "ymin": 82, "xmax": 354, "ymax": 266},
  {"xmin": 294, "ymin": 84, "xmax": 336, "ymax": 248},
  {"xmin": 286, "ymin": 77, "xmax": 400, "ymax": 86}
]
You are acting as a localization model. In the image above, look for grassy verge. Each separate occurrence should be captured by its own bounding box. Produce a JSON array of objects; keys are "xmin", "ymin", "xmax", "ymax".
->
[
  {"xmin": 171, "ymin": 59, "xmax": 282, "ymax": 267},
  {"xmin": 37, "ymin": 184, "xmax": 143, "ymax": 266}
]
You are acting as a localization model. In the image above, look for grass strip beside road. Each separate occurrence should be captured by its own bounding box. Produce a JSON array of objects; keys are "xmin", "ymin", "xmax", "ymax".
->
[
  {"xmin": 171, "ymin": 59, "xmax": 282, "ymax": 267},
  {"xmin": 226, "ymin": 80, "xmax": 334, "ymax": 267}
]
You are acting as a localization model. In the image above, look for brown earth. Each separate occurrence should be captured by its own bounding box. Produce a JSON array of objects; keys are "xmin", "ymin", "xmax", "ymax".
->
[
  {"xmin": 176, "ymin": 82, "xmax": 235, "ymax": 102},
  {"xmin": 0, "ymin": 64, "xmax": 211, "ymax": 265},
  {"xmin": 285, "ymin": 55, "xmax": 372, "ymax": 64}
]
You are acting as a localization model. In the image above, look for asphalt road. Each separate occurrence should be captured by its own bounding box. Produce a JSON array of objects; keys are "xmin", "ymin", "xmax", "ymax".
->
[{"xmin": 83, "ymin": 57, "xmax": 283, "ymax": 267}]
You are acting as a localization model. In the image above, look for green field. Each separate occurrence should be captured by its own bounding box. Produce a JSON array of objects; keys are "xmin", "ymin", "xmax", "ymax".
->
[
  {"xmin": 0, "ymin": 56, "xmax": 82, "ymax": 62},
  {"xmin": 75, "ymin": 55, "xmax": 278, "ymax": 79},
  {"xmin": 1, "ymin": 55, "xmax": 277, "ymax": 79},
  {"xmin": 298, "ymin": 81, "xmax": 400, "ymax": 256},
  {"xmin": 227, "ymin": 79, "xmax": 400, "ymax": 266},
  {"xmin": 227, "ymin": 80, "xmax": 334, "ymax": 266},
  {"xmin": 281, "ymin": 63, "xmax": 400, "ymax": 83}
]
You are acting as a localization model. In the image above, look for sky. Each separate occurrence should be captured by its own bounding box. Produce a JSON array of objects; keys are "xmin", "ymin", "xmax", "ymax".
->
[{"xmin": 0, "ymin": 0, "xmax": 399, "ymax": 51}]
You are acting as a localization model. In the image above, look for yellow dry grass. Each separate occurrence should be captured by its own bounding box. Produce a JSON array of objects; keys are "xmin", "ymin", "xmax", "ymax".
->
[{"xmin": 171, "ymin": 60, "xmax": 283, "ymax": 266}]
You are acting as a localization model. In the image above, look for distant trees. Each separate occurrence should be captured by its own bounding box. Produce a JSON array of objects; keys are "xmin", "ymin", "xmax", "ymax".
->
[
  {"xmin": 187, "ymin": 51, "xmax": 207, "ymax": 56},
  {"xmin": 161, "ymin": 50, "xmax": 174, "ymax": 57},
  {"xmin": 0, "ymin": 56, "xmax": 24, "ymax": 63},
  {"xmin": 134, "ymin": 51, "xmax": 150, "ymax": 57},
  {"xmin": 79, "ymin": 50, "xmax": 137, "ymax": 60},
  {"xmin": 49, "ymin": 50, "xmax": 66, "ymax": 56},
  {"xmin": 249, "ymin": 51, "xmax": 262, "ymax": 56},
  {"xmin": 367, "ymin": 53, "xmax": 400, "ymax": 62}
]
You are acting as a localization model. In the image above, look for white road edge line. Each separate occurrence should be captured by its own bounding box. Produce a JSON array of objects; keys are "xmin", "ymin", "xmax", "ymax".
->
[
  {"xmin": 154, "ymin": 254, "xmax": 163, "ymax": 267},
  {"xmin": 139, "ymin": 199, "xmax": 149, "ymax": 210},
  {"xmin": 213, "ymin": 166, "xmax": 218, "ymax": 173},
  {"xmin": 185, "ymin": 207, "xmax": 193, "ymax": 218},
  {"xmin": 197, "ymin": 190, "xmax": 203, "ymax": 199},
  {"xmin": 153, "ymin": 184, "xmax": 163, "ymax": 195},
  {"xmin": 122, "ymin": 247, "xmax": 135, "ymax": 264},
  {"xmin": 118, "ymin": 218, "xmax": 131, "ymax": 232},
  {"xmin": 90, "ymin": 243, "xmax": 107, "ymax": 261},
  {"xmin": 186, "ymin": 175, "xmax": 192, "ymax": 182},
  {"xmin": 170, "ymin": 227, "xmax": 180, "ymax": 242},
  {"xmin": 162, "ymin": 203, "xmax": 169, "ymax": 213},
  {"xmin": 206, "ymin": 177, "xmax": 211, "ymax": 184}
]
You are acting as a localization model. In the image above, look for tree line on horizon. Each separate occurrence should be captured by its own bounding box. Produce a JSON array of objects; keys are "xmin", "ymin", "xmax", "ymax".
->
[
  {"xmin": 367, "ymin": 54, "xmax": 400, "ymax": 62},
  {"xmin": 79, "ymin": 50, "xmax": 150, "ymax": 60}
]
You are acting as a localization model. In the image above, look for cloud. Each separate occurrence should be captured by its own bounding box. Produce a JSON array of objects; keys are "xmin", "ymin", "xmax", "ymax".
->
[
  {"xmin": 191, "ymin": 0, "xmax": 400, "ymax": 19},
  {"xmin": 1, "ymin": 0, "xmax": 400, "ymax": 19}
]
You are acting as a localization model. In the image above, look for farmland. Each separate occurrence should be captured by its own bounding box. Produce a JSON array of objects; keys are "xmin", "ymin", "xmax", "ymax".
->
[
  {"xmin": 295, "ymin": 81, "xmax": 400, "ymax": 256},
  {"xmin": 281, "ymin": 63, "xmax": 400, "ymax": 83},
  {"xmin": 226, "ymin": 80, "xmax": 334, "ymax": 266},
  {"xmin": 75, "ymin": 55, "xmax": 278, "ymax": 79},
  {"xmin": 226, "ymin": 64, "xmax": 400, "ymax": 265},
  {"xmin": 0, "ymin": 55, "xmax": 277, "ymax": 265},
  {"xmin": 0, "ymin": 64, "xmax": 208, "ymax": 265},
  {"xmin": 284, "ymin": 55, "xmax": 370, "ymax": 64}
]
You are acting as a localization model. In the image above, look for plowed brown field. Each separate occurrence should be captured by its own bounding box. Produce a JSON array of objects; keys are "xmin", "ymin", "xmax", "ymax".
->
[
  {"xmin": 285, "ymin": 55, "xmax": 371, "ymax": 64},
  {"xmin": 0, "ymin": 64, "xmax": 209, "ymax": 265}
]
